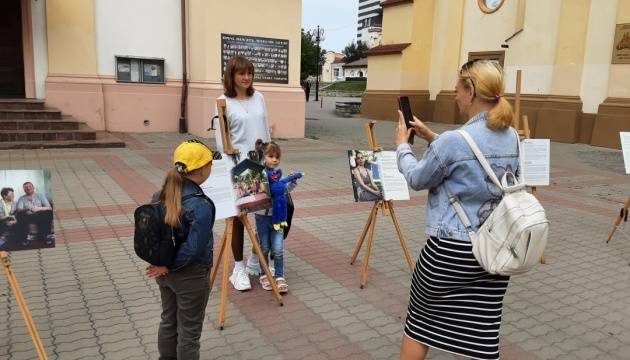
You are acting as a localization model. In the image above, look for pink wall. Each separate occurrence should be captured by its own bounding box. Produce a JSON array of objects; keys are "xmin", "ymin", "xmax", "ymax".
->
[
  {"xmin": 45, "ymin": 75, "xmax": 305, "ymax": 137},
  {"xmin": 46, "ymin": 74, "xmax": 106, "ymax": 130}
]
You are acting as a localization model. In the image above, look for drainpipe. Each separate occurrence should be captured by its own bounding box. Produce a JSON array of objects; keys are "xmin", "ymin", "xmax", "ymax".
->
[{"xmin": 179, "ymin": 0, "xmax": 188, "ymax": 133}]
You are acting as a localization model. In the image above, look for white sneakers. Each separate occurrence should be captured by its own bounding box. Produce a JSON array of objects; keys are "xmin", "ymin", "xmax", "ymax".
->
[
  {"xmin": 245, "ymin": 255, "xmax": 260, "ymax": 276},
  {"xmin": 231, "ymin": 255, "xmax": 275, "ymax": 291},
  {"xmin": 246, "ymin": 254, "xmax": 275, "ymax": 277},
  {"xmin": 229, "ymin": 267, "xmax": 251, "ymax": 291}
]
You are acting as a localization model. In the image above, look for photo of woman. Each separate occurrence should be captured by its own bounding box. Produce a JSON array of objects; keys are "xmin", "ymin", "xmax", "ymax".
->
[{"xmin": 348, "ymin": 150, "xmax": 383, "ymax": 202}]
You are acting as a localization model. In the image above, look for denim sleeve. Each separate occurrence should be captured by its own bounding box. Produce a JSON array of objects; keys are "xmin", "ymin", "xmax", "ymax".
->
[
  {"xmin": 396, "ymin": 142, "xmax": 447, "ymax": 191},
  {"xmin": 171, "ymin": 200, "xmax": 215, "ymax": 271}
]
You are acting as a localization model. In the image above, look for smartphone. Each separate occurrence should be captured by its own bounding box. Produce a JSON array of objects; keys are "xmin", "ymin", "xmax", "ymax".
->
[{"xmin": 398, "ymin": 96, "xmax": 415, "ymax": 144}]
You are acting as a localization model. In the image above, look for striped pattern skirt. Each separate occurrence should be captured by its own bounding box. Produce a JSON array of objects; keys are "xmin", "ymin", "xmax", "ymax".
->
[{"xmin": 404, "ymin": 236, "xmax": 510, "ymax": 360}]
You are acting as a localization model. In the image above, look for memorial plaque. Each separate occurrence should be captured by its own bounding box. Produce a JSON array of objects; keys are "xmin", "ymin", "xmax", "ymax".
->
[
  {"xmin": 221, "ymin": 33, "xmax": 289, "ymax": 84},
  {"xmin": 612, "ymin": 23, "xmax": 630, "ymax": 64}
]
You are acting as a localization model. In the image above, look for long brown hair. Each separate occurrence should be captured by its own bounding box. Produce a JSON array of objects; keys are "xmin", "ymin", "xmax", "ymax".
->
[
  {"xmin": 459, "ymin": 60, "xmax": 513, "ymax": 131},
  {"xmin": 223, "ymin": 56, "xmax": 255, "ymax": 98},
  {"xmin": 158, "ymin": 169, "xmax": 184, "ymax": 227}
]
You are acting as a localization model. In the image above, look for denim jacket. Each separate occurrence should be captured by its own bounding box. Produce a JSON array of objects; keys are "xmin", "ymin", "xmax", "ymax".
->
[
  {"xmin": 171, "ymin": 179, "xmax": 215, "ymax": 271},
  {"xmin": 396, "ymin": 111, "xmax": 519, "ymax": 241}
]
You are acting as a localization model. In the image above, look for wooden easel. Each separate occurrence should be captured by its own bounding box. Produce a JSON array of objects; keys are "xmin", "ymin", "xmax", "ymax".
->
[
  {"xmin": 514, "ymin": 70, "xmax": 546, "ymax": 264},
  {"xmin": 606, "ymin": 197, "xmax": 630, "ymax": 245},
  {"xmin": 1, "ymin": 251, "xmax": 48, "ymax": 359},
  {"xmin": 350, "ymin": 121, "xmax": 414, "ymax": 288},
  {"xmin": 208, "ymin": 99, "xmax": 283, "ymax": 330}
]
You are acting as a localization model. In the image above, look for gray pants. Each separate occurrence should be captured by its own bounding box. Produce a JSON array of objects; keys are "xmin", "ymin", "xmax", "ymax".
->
[{"xmin": 156, "ymin": 264, "xmax": 211, "ymax": 360}]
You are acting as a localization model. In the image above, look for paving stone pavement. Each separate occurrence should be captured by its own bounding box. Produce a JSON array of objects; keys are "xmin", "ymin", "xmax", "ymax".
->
[{"xmin": 0, "ymin": 98, "xmax": 629, "ymax": 359}]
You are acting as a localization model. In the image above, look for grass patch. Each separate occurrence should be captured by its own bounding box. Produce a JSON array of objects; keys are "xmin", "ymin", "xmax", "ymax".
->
[{"xmin": 324, "ymin": 81, "xmax": 366, "ymax": 92}]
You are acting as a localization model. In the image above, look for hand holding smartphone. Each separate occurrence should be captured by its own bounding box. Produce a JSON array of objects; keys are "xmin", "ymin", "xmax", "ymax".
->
[{"xmin": 398, "ymin": 96, "xmax": 415, "ymax": 144}]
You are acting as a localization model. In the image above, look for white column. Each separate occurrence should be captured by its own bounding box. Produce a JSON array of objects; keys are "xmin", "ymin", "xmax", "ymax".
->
[
  {"xmin": 580, "ymin": 0, "xmax": 618, "ymax": 113},
  {"xmin": 32, "ymin": 0, "xmax": 48, "ymax": 99}
]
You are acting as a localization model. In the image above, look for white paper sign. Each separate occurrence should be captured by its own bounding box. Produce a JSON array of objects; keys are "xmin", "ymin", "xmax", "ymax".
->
[
  {"xmin": 200, "ymin": 156, "xmax": 238, "ymax": 220},
  {"xmin": 377, "ymin": 151, "xmax": 410, "ymax": 201},
  {"xmin": 521, "ymin": 139, "xmax": 550, "ymax": 186},
  {"xmin": 620, "ymin": 132, "xmax": 630, "ymax": 174}
]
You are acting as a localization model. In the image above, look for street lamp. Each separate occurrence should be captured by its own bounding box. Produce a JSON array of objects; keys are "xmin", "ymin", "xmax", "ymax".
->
[{"xmin": 311, "ymin": 26, "xmax": 325, "ymax": 101}]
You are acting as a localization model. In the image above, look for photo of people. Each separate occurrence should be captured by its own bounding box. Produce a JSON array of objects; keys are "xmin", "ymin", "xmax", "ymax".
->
[
  {"xmin": 348, "ymin": 150, "xmax": 384, "ymax": 202},
  {"xmin": 231, "ymin": 159, "xmax": 271, "ymax": 212},
  {"xmin": 0, "ymin": 170, "xmax": 54, "ymax": 252}
]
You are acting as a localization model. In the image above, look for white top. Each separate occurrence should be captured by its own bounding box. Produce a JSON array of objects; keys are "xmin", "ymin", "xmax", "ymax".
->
[{"xmin": 215, "ymin": 91, "xmax": 271, "ymax": 157}]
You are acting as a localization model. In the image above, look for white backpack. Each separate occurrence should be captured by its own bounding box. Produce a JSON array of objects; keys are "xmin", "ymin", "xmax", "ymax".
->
[{"xmin": 450, "ymin": 129, "xmax": 549, "ymax": 276}]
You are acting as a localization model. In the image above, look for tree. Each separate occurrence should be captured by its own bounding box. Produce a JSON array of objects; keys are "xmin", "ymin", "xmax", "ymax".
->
[
  {"xmin": 342, "ymin": 40, "xmax": 369, "ymax": 63},
  {"xmin": 300, "ymin": 29, "xmax": 326, "ymax": 83}
]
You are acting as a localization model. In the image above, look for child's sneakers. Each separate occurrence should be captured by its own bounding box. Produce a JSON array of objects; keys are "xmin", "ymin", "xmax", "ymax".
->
[
  {"xmin": 247, "ymin": 254, "xmax": 275, "ymax": 277},
  {"xmin": 246, "ymin": 255, "xmax": 260, "ymax": 276}
]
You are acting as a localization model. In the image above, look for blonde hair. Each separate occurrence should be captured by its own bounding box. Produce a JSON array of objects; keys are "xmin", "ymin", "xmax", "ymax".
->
[
  {"xmin": 158, "ymin": 165, "xmax": 208, "ymax": 227},
  {"xmin": 459, "ymin": 60, "xmax": 513, "ymax": 131}
]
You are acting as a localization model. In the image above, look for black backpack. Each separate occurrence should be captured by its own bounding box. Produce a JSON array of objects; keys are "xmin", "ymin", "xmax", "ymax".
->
[{"xmin": 134, "ymin": 192, "xmax": 211, "ymax": 266}]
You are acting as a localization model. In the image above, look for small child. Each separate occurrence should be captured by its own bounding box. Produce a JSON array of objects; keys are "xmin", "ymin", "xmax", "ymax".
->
[{"xmin": 254, "ymin": 141, "xmax": 297, "ymax": 293}]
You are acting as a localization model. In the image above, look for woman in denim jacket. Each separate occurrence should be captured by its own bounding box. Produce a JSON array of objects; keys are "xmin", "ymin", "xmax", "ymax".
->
[
  {"xmin": 396, "ymin": 61, "xmax": 519, "ymax": 360},
  {"xmin": 146, "ymin": 140, "xmax": 216, "ymax": 360}
]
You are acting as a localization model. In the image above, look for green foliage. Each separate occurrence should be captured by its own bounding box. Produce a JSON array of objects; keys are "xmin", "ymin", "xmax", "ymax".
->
[
  {"xmin": 324, "ymin": 81, "xmax": 366, "ymax": 92},
  {"xmin": 300, "ymin": 29, "xmax": 326, "ymax": 83},
  {"xmin": 342, "ymin": 41, "xmax": 369, "ymax": 63}
]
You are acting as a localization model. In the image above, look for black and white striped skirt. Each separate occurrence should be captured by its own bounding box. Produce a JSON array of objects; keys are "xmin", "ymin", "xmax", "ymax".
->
[{"xmin": 404, "ymin": 236, "xmax": 510, "ymax": 360}]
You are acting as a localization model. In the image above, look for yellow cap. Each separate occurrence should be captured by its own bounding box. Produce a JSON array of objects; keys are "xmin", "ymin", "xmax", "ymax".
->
[{"xmin": 173, "ymin": 140, "xmax": 213, "ymax": 173}]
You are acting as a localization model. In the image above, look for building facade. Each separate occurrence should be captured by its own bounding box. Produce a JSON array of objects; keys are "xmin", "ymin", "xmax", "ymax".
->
[
  {"xmin": 343, "ymin": 58, "xmax": 368, "ymax": 79},
  {"xmin": 364, "ymin": 0, "xmax": 630, "ymax": 149},
  {"xmin": 357, "ymin": 0, "xmax": 383, "ymax": 44},
  {"xmin": 2, "ymin": 0, "xmax": 304, "ymax": 139},
  {"xmin": 320, "ymin": 51, "xmax": 345, "ymax": 82}
]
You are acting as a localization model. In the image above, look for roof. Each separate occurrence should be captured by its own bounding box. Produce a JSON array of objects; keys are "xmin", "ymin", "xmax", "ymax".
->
[{"xmin": 342, "ymin": 58, "xmax": 368, "ymax": 68}]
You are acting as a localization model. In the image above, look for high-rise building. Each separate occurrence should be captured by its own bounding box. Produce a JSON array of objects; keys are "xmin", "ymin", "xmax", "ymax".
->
[{"xmin": 356, "ymin": 0, "xmax": 382, "ymax": 45}]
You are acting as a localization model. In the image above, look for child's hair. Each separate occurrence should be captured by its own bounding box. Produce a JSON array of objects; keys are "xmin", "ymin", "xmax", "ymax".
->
[
  {"xmin": 159, "ymin": 169, "xmax": 183, "ymax": 228},
  {"xmin": 255, "ymin": 139, "xmax": 281, "ymax": 159}
]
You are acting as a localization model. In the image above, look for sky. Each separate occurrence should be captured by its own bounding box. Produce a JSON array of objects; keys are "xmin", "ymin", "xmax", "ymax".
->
[{"xmin": 301, "ymin": 0, "xmax": 359, "ymax": 53}]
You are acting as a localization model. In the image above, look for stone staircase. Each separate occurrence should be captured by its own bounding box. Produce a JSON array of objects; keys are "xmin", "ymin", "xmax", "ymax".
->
[{"xmin": 0, "ymin": 99, "xmax": 125, "ymax": 149}]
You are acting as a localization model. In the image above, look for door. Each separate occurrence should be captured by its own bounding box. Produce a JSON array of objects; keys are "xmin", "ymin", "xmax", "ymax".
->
[{"xmin": 0, "ymin": 0, "xmax": 25, "ymax": 98}]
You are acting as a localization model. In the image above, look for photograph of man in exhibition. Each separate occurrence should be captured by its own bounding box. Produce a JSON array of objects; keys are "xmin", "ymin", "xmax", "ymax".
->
[
  {"xmin": 0, "ymin": 170, "xmax": 54, "ymax": 251},
  {"xmin": 348, "ymin": 150, "xmax": 383, "ymax": 202}
]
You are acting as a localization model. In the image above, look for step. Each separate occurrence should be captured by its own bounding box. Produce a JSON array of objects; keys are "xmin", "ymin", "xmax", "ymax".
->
[
  {"xmin": 0, "ymin": 119, "xmax": 80, "ymax": 131},
  {"xmin": 0, "ymin": 99, "xmax": 45, "ymax": 110},
  {"xmin": 0, "ymin": 127, "xmax": 97, "ymax": 142},
  {"xmin": 0, "ymin": 109, "xmax": 62, "ymax": 120},
  {"xmin": 0, "ymin": 132, "xmax": 126, "ymax": 149}
]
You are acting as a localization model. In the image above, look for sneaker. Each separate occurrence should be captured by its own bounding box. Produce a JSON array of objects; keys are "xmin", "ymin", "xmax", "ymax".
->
[
  {"xmin": 229, "ymin": 268, "xmax": 251, "ymax": 291},
  {"xmin": 245, "ymin": 255, "xmax": 260, "ymax": 276}
]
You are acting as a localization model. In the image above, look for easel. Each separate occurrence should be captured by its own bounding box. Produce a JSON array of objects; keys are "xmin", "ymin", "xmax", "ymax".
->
[
  {"xmin": 208, "ymin": 99, "xmax": 283, "ymax": 330},
  {"xmin": 606, "ymin": 197, "xmax": 630, "ymax": 255},
  {"xmin": 350, "ymin": 121, "xmax": 414, "ymax": 288},
  {"xmin": 514, "ymin": 70, "xmax": 546, "ymax": 264},
  {"xmin": 1, "ymin": 251, "xmax": 48, "ymax": 359}
]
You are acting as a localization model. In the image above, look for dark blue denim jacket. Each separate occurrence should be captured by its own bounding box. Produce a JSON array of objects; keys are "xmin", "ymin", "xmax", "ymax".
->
[
  {"xmin": 170, "ymin": 179, "xmax": 215, "ymax": 271},
  {"xmin": 396, "ymin": 111, "xmax": 520, "ymax": 241}
]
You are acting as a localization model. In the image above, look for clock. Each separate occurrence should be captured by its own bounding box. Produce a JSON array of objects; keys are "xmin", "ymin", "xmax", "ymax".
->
[{"xmin": 478, "ymin": 0, "xmax": 505, "ymax": 14}]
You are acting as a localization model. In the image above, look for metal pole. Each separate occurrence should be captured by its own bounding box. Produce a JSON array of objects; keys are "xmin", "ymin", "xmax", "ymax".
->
[{"xmin": 315, "ymin": 25, "xmax": 320, "ymax": 102}]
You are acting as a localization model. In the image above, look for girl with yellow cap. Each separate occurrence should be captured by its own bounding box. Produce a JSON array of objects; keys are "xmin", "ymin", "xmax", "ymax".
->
[{"xmin": 145, "ymin": 139, "xmax": 216, "ymax": 360}]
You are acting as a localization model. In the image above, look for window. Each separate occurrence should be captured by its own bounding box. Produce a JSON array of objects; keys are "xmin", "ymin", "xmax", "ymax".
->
[
  {"xmin": 334, "ymin": 69, "xmax": 339, "ymax": 77},
  {"xmin": 116, "ymin": 56, "xmax": 165, "ymax": 84}
]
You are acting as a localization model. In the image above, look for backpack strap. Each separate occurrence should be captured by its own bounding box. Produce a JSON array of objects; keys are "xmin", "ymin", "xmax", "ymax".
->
[{"xmin": 456, "ymin": 130, "xmax": 503, "ymax": 190}]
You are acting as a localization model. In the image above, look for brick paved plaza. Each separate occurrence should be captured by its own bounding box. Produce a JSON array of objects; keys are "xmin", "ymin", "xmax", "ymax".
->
[{"xmin": 1, "ymin": 99, "xmax": 630, "ymax": 359}]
